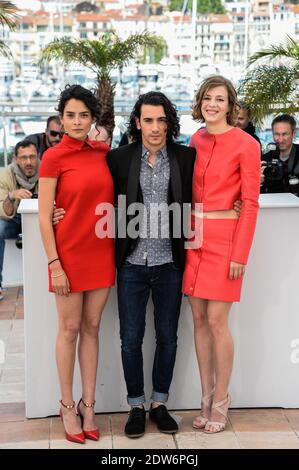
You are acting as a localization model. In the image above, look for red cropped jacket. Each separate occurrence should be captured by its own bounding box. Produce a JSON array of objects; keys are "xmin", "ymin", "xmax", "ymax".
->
[{"xmin": 190, "ymin": 127, "xmax": 261, "ymax": 264}]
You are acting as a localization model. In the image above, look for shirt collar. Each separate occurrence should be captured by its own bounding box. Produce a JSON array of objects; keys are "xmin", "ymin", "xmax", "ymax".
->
[
  {"xmin": 141, "ymin": 144, "xmax": 167, "ymax": 160},
  {"xmin": 61, "ymin": 133, "xmax": 95, "ymax": 150}
]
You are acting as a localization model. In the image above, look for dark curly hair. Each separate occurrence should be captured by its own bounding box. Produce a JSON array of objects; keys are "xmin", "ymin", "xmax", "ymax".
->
[
  {"xmin": 127, "ymin": 91, "xmax": 180, "ymax": 142},
  {"xmin": 57, "ymin": 84, "xmax": 101, "ymax": 121}
]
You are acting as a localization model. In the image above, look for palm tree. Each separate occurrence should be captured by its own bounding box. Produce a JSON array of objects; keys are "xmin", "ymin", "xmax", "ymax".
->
[
  {"xmin": 238, "ymin": 36, "xmax": 299, "ymax": 124},
  {"xmin": 39, "ymin": 32, "xmax": 166, "ymax": 135},
  {"xmin": 0, "ymin": 1, "xmax": 19, "ymax": 57}
]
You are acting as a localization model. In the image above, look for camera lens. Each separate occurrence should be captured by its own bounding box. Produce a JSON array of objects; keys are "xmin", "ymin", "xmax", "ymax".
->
[{"xmin": 15, "ymin": 234, "xmax": 23, "ymax": 249}]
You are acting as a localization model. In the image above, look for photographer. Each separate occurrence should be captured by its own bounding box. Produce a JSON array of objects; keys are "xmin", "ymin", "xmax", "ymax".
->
[
  {"xmin": 26, "ymin": 115, "xmax": 63, "ymax": 159},
  {"xmin": 0, "ymin": 140, "xmax": 39, "ymax": 299},
  {"xmin": 261, "ymin": 114, "xmax": 299, "ymax": 195}
]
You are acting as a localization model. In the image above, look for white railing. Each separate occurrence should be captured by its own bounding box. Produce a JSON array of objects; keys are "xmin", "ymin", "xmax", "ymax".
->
[{"xmin": 0, "ymin": 105, "xmax": 193, "ymax": 166}]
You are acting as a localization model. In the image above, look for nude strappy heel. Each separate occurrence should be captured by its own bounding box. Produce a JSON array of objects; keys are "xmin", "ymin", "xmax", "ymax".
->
[
  {"xmin": 193, "ymin": 387, "xmax": 215, "ymax": 429},
  {"xmin": 204, "ymin": 394, "xmax": 231, "ymax": 434}
]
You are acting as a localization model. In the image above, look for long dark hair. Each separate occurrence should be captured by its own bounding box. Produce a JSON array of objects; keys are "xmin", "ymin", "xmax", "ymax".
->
[{"xmin": 127, "ymin": 91, "xmax": 180, "ymax": 142}]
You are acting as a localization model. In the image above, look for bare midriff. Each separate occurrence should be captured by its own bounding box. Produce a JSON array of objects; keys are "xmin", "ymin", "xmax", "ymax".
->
[{"xmin": 192, "ymin": 209, "xmax": 238, "ymax": 219}]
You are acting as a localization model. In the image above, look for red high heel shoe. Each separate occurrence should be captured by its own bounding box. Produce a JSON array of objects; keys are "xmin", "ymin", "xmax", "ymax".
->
[
  {"xmin": 59, "ymin": 400, "xmax": 85, "ymax": 444},
  {"xmin": 77, "ymin": 398, "xmax": 100, "ymax": 441}
]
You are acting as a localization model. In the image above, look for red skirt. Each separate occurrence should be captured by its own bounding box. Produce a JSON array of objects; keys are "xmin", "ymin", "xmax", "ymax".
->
[{"xmin": 182, "ymin": 218, "xmax": 243, "ymax": 302}]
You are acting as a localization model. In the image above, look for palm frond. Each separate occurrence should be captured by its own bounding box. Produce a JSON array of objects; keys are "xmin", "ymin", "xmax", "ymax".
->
[
  {"xmin": 238, "ymin": 64, "xmax": 299, "ymax": 124},
  {"xmin": 39, "ymin": 37, "xmax": 99, "ymax": 74},
  {"xmin": 39, "ymin": 32, "xmax": 165, "ymax": 77},
  {"xmin": 0, "ymin": 1, "xmax": 19, "ymax": 30},
  {"xmin": 0, "ymin": 39, "xmax": 11, "ymax": 57},
  {"xmin": 248, "ymin": 36, "xmax": 299, "ymax": 65},
  {"xmin": 101, "ymin": 32, "xmax": 164, "ymax": 70}
]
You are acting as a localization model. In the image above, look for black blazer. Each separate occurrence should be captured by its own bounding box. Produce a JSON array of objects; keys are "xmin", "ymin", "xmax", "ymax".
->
[{"xmin": 107, "ymin": 141, "xmax": 196, "ymax": 269}]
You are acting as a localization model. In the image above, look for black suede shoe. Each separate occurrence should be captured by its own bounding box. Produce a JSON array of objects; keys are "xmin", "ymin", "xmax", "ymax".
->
[
  {"xmin": 124, "ymin": 406, "xmax": 146, "ymax": 438},
  {"xmin": 149, "ymin": 404, "xmax": 178, "ymax": 434}
]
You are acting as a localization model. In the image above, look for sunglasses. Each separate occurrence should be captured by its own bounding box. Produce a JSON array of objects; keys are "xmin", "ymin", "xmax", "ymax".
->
[{"xmin": 49, "ymin": 130, "xmax": 64, "ymax": 138}]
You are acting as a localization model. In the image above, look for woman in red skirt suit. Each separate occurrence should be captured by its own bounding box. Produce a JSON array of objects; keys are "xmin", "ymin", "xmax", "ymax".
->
[
  {"xmin": 39, "ymin": 85, "xmax": 115, "ymax": 443},
  {"xmin": 182, "ymin": 76, "xmax": 260, "ymax": 433}
]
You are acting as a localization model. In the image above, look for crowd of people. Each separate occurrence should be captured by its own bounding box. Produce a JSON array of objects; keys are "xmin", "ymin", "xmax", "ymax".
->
[{"xmin": 0, "ymin": 77, "xmax": 298, "ymax": 443}]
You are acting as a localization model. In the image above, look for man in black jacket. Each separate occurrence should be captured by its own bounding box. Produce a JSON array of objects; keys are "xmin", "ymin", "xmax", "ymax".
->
[
  {"xmin": 107, "ymin": 92, "xmax": 195, "ymax": 438},
  {"xmin": 236, "ymin": 102, "xmax": 261, "ymax": 145},
  {"xmin": 261, "ymin": 114, "xmax": 299, "ymax": 195},
  {"xmin": 26, "ymin": 115, "xmax": 63, "ymax": 158}
]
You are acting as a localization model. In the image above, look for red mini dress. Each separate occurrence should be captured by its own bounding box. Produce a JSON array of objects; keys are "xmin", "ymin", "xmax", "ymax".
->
[
  {"xmin": 182, "ymin": 127, "xmax": 260, "ymax": 302},
  {"xmin": 39, "ymin": 134, "xmax": 115, "ymax": 293}
]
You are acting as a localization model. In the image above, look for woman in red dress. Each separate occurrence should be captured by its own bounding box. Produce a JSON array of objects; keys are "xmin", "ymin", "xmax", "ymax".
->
[
  {"xmin": 39, "ymin": 85, "xmax": 115, "ymax": 443},
  {"xmin": 182, "ymin": 76, "xmax": 260, "ymax": 433}
]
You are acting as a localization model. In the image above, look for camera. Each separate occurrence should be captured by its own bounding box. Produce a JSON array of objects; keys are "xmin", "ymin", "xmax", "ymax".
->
[
  {"xmin": 263, "ymin": 159, "xmax": 284, "ymax": 182},
  {"xmin": 263, "ymin": 143, "xmax": 284, "ymax": 182},
  {"xmin": 15, "ymin": 233, "xmax": 22, "ymax": 249}
]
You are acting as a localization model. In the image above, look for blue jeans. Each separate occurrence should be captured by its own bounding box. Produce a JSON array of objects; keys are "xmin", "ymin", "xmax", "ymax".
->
[
  {"xmin": 0, "ymin": 214, "xmax": 22, "ymax": 284},
  {"xmin": 117, "ymin": 262, "xmax": 183, "ymax": 407}
]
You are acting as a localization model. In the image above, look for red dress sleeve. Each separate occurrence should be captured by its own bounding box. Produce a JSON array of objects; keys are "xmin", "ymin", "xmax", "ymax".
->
[
  {"xmin": 39, "ymin": 148, "xmax": 61, "ymax": 178},
  {"xmin": 230, "ymin": 138, "xmax": 260, "ymax": 265}
]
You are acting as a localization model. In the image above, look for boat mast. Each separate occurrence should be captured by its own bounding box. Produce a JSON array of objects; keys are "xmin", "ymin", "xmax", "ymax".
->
[{"xmin": 191, "ymin": 0, "xmax": 197, "ymax": 93}]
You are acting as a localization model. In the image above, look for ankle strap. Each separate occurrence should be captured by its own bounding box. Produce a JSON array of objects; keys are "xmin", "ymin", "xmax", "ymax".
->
[
  {"xmin": 211, "ymin": 394, "xmax": 230, "ymax": 417},
  {"xmin": 60, "ymin": 399, "xmax": 75, "ymax": 409},
  {"xmin": 80, "ymin": 398, "xmax": 96, "ymax": 408}
]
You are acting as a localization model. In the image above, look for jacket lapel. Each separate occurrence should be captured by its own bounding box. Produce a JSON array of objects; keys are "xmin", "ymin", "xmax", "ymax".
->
[
  {"xmin": 168, "ymin": 142, "xmax": 182, "ymax": 204},
  {"xmin": 126, "ymin": 142, "xmax": 142, "ymax": 206}
]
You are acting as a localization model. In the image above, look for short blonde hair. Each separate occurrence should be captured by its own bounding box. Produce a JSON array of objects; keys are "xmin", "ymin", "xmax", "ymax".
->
[{"xmin": 192, "ymin": 75, "xmax": 239, "ymax": 126}]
